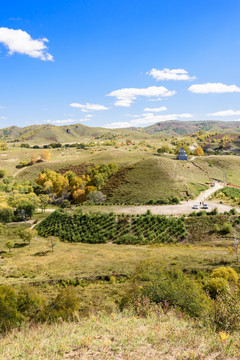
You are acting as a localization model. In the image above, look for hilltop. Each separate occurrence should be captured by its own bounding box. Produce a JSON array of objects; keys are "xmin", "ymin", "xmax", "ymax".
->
[{"xmin": 1, "ymin": 120, "xmax": 240, "ymax": 145}]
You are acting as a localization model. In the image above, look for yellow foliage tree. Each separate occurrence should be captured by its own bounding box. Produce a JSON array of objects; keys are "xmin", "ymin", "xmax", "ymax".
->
[
  {"xmin": 194, "ymin": 146, "xmax": 204, "ymax": 156},
  {"xmin": 31, "ymin": 154, "xmax": 39, "ymax": 164},
  {"xmin": 41, "ymin": 150, "xmax": 51, "ymax": 161}
]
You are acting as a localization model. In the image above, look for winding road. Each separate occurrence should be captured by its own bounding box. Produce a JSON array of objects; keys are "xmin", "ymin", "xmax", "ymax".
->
[{"xmin": 38, "ymin": 182, "xmax": 238, "ymax": 216}]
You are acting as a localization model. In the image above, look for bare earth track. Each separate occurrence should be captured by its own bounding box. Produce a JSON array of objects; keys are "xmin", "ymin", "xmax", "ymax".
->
[{"xmin": 40, "ymin": 182, "xmax": 238, "ymax": 216}]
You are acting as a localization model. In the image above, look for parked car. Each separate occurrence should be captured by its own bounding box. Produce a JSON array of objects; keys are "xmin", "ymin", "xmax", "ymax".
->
[
  {"xmin": 192, "ymin": 205, "xmax": 199, "ymax": 209},
  {"xmin": 203, "ymin": 204, "xmax": 208, "ymax": 209}
]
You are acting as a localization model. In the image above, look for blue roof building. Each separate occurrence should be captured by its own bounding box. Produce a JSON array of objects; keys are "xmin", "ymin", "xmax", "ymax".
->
[{"xmin": 178, "ymin": 147, "xmax": 188, "ymax": 160}]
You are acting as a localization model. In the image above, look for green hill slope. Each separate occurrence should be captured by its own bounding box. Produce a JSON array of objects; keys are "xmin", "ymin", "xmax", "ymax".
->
[{"xmin": 1, "ymin": 120, "xmax": 240, "ymax": 145}]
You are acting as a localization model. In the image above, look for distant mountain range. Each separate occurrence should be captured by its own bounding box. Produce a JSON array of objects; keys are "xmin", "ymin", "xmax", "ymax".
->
[{"xmin": 0, "ymin": 121, "xmax": 240, "ymax": 144}]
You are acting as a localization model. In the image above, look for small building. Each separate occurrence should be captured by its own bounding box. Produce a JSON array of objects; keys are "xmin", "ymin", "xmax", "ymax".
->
[{"xmin": 178, "ymin": 147, "xmax": 188, "ymax": 160}]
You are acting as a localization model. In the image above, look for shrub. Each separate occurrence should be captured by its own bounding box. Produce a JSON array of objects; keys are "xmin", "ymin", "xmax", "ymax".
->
[
  {"xmin": 17, "ymin": 286, "xmax": 46, "ymax": 319},
  {"xmin": 0, "ymin": 169, "xmax": 6, "ymax": 178},
  {"xmin": 214, "ymin": 290, "xmax": 240, "ymax": 331},
  {"xmin": 47, "ymin": 287, "xmax": 80, "ymax": 321},
  {"xmin": 229, "ymin": 208, "xmax": 237, "ymax": 215},
  {"xmin": 204, "ymin": 277, "xmax": 229, "ymax": 299},
  {"xmin": 211, "ymin": 266, "xmax": 238, "ymax": 284},
  {"xmin": 122, "ymin": 263, "xmax": 212, "ymax": 318},
  {"xmin": 220, "ymin": 222, "xmax": 232, "ymax": 234},
  {"xmin": 0, "ymin": 285, "xmax": 22, "ymax": 332}
]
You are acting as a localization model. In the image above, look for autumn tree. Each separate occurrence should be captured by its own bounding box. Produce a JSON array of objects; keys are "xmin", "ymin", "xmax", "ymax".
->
[
  {"xmin": 175, "ymin": 144, "xmax": 190, "ymax": 155},
  {"xmin": 41, "ymin": 150, "xmax": 51, "ymax": 161},
  {"xmin": 194, "ymin": 146, "xmax": 204, "ymax": 156},
  {"xmin": 31, "ymin": 154, "xmax": 39, "ymax": 164},
  {"xmin": 36, "ymin": 170, "xmax": 69, "ymax": 201}
]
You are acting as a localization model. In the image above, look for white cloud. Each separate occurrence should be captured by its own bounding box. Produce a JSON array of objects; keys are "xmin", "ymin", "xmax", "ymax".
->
[
  {"xmin": 189, "ymin": 83, "xmax": 240, "ymax": 94},
  {"xmin": 70, "ymin": 102, "xmax": 108, "ymax": 112},
  {"xmin": 107, "ymin": 86, "xmax": 176, "ymax": 107},
  {"xmin": 0, "ymin": 27, "xmax": 53, "ymax": 61},
  {"xmin": 0, "ymin": 105, "xmax": 5, "ymax": 109},
  {"xmin": 148, "ymin": 98, "xmax": 163, "ymax": 102},
  {"xmin": 148, "ymin": 68, "xmax": 196, "ymax": 81},
  {"xmin": 105, "ymin": 112, "xmax": 193, "ymax": 128},
  {"xmin": 207, "ymin": 109, "xmax": 240, "ymax": 117},
  {"xmin": 144, "ymin": 106, "xmax": 167, "ymax": 112},
  {"xmin": 0, "ymin": 116, "xmax": 7, "ymax": 120},
  {"xmin": 44, "ymin": 118, "xmax": 91, "ymax": 125}
]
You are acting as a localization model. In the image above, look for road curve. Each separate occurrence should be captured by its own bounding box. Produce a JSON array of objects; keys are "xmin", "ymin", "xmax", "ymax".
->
[{"xmin": 37, "ymin": 183, "xmax": 239, "ymax": 216}]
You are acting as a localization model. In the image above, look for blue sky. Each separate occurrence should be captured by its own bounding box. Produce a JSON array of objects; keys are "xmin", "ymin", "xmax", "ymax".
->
[{"xmin": 1, "ymin": 0, "xmax": 240, "ymax": 129}]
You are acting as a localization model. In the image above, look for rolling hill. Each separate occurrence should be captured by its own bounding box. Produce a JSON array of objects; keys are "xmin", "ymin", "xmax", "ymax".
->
[{"xmin": 1, "ymin": 120, "xmax": 240, "ymax": 145}]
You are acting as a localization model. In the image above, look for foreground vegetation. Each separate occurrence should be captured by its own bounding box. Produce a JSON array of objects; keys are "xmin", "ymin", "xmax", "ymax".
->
[
  {"xmin": 1, "ymin": 310, "xmax": 240, "ymax": 360},
  {"xmin": 1, "ymin": 123, "xmax": 240, "ymax": 358}
]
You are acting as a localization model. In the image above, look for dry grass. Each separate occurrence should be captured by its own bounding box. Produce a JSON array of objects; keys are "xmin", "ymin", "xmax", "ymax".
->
[
  {"xmin": 0, "ymin": 311, "xmax": 239, "ymax": 360},
  {"xmin": 0, "ymin": 228, "xmax": 238, "ymax": 287}
]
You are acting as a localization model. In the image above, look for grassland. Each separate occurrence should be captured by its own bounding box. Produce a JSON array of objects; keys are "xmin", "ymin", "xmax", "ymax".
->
[{"xmin": 1, "ymin": 311, "xmax": 240, "ymax": 360}]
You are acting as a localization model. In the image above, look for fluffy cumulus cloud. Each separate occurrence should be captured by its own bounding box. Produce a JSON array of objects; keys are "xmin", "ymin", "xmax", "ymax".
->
[
  {"xmin": 207, "ymin": 109, "xmax": 240, "ymax": 117},
  {"xmin": 107, "ymin": 86, "xmax": 176, "ymax": 107},
  {"xmin": 189, "ymin": 83, "xmax": 240, "ymax": 94},
  {"xmin": 104, "ymin": 112, "xmax": 193, "ymax": 129},
  {"xmin": 148, "ymin": 68, "xmax": 196, "ymax": 81},
  {"xmin": 144, "ymin": 106, "xmax": 167, "ymax": 112},
  {"xmin": 70, "ymin": 102, "xmax": 108, "ymax": 112},
  {"xmin": 0, "ymin": 27, "xmax": 53, "ymax": 61}
]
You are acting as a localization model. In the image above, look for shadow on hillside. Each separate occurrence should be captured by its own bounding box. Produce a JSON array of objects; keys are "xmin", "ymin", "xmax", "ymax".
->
[
  {"xmin": 33, "ymin": 250, "xmax": 51, "ymax": 256},
  {"xmin": 14, "ymin": 242, "xmax": 28, "ymax": 248}
]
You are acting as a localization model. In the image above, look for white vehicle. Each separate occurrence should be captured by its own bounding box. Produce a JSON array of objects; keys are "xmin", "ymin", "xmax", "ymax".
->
[
  {"xmin": 203, "ymin": 204, "xmax": 208, "ymax": 209},
  {"xmin": 192, "ymin": 205, "xmax": 199, "ymax": 209}
]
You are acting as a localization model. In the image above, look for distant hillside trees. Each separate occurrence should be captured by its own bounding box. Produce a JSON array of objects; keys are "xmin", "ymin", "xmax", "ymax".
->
[
  {"xmin": 175, "ymin": 144, "xmax": 190, "ymax": 155},
  {"xmin": 194, "ymin": 146, "xmax": 204, "ymax": 156},
  {"xmin": 36, "ymin": 163, "xmax": 118, "ymax": 204},
  {"xmin": 0, "ymin": 143, "xmax": 8, "ymax": 151},
  {"xmin": 157, "ymin": 145, "xmax": 171, "ymax": 154}
]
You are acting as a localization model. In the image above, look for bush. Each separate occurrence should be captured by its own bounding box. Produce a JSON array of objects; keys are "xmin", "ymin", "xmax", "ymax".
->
[
  {"xmin": 17, "ymin": 286, "xmax": 46, "ymax": 319},
  {"xmin": 0, "ymin": 169, "xmax": 6, "ymax": 178},
  {"xmin": 0, "ymin": 285, "xmax": 22, "ymax": 332},
  {"xmin": 204, "ymin": 277, "xmax": 229, "ymax": 299},
  {"xmin": 214, "ymin": 290, "xmax": 240, "ymax": 331},
  {"xmin": 0, "ymin": 206, "xmax": 14, "ymax": 223},
  {"xmin": 122, "ymin": 263, "xmax": 212, "ymax": 318},
  {"xmin": 47, "ymin": 287, "xmax": 80, "ymax": 321},
  {"xmin": 211, "ymin": 266, "xmax": 238, "ymax": 284},
  {"xmin": 220, "ymin": 222, "xmax": 232, "ymax": 234}
]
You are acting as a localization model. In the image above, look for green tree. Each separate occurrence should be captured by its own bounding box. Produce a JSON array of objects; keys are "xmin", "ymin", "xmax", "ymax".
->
[
  {"xmin": 0, "ymin": 207, "xmax": 14, "ymax": 223},
  {"xmin": 5, "ymin": 240, "xmax": 14, "ymax": 252},
  {"xmin": 39, "ymin": 194, "xmax": 50, "ymax": 213},
  {"xmin": 19, "ymin": 228, "xmax": 36, "ymax": 244}
]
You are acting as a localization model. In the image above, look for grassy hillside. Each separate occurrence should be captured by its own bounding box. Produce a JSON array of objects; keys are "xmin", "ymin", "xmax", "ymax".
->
[
  {"xmin": 12, "ymin": 150, "xmax": 240, "ymax": 203},
  {"xmin": 1, "ymin": 120, "xmax": 240, "ymax": 145},
  {"xmin": 1, "ymin": 311, "xmax": 239, "ymax": 360},
  {"xmin": 144, "ymin": 120, "xmax": 240, "ymax": 136}
]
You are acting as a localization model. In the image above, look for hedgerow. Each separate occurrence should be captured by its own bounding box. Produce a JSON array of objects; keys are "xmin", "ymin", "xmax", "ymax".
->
[{"xmin": 36, "ymin": 210, "xmax": 187, "ymax": 244}]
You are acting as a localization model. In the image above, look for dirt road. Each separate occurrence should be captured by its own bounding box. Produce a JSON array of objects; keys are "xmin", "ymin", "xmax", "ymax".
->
[{"xmin": 38, "ymin": 182, "xmax": 238, "ymax": 216}]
